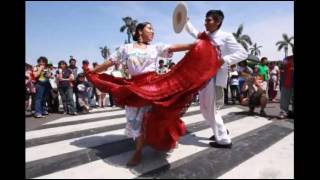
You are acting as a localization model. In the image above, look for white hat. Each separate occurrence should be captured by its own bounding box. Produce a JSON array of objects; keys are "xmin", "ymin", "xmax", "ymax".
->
[{"xmin": 172, "ymin": 2, "xmax": 188, "ymax": 33}]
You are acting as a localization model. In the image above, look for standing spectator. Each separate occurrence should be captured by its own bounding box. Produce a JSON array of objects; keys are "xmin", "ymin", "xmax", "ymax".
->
[
  {"xmin": 168, "ymin": 62, "xmax": 175, "ymax": 69},
  {"xmin": 238, "ymin": 60, "xmax": 253, "ymax": 89},
  {"xmin": 257, "ymin": 57, "xmax": 269, "ymax": 82},
  {"xmin": 229, "ymin": 64, "xmax": 240, "ymax": 104},
  {"xmin": 91, "ymin": 62, "xmax": 99, "ymax": 107},
  {"xmin": 237, "ymin": 60, "xmax": 253, "ymax": 103},
  {"xmin": 268, "ymin": 62, "xmax": 280, "ymax": 102},
  {"xmin": 110, "ymin": 62, "xmax": 125, "ymax": 107},
  {"xmin": 111, "ymin": 61, "xmax": 125, "ymax": 78},
  {"xmin": 82, "ymin": 60, "xmax": 94, "ymax": 109},
  {"xmin": 46, "ymin": 62, "xmax": 60, "ymax": 113},
  {"xmin": 76, "ymin": 73, "xmax": 91, "ymax": 113},
  {"xmin": 279, "ymin": 55, "xmax": 294, "ymax": 119},
  {"xmin": 166, "ymin": 62, "xmax": 176, "ymax": 73},
  {"xmin": 224, "ymin": 65, "xmax": 230, "ymax": 105},
  {"xmin": 157, "ymin": 59, "xmax": 168, "ymax": 74},
  {"xmin": 69, "ymin": 57, "xmax": 78, "ymax": 80},
  {"xmin": 92, "ymin": 62, "xmax": 106, "ymax": 108},
  {"xmin": 56, "ymin": 60, "xmax": 77, "ymax": 115},
  {"xmin": 25, "ymin": 63, "xmax": 36, "ymax": 111},
  {"xmin": 32, "ymin": 56, "xmax": 51, "ymax": 118},
  {"xmin": 122, "ymin": 64, "xmax": 132, "ymax": 79},
  {"xmin": 69, "ymin": 57, "xmax": 80, "ymax": 112},
  {"xmin": 252, "ymin": 65, "xmax": 260, "ymax": 77}
]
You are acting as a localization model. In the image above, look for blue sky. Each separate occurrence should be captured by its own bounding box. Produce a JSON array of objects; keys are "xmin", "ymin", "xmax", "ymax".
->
[{"xmin": 26, "ymin": 1, "xmax": 294, "ymax": 66}]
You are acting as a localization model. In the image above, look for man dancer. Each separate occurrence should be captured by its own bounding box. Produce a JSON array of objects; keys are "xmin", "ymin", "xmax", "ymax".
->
[{"xmin": 185, "ymin": 10, "xmax": 248, "ymax": 148}]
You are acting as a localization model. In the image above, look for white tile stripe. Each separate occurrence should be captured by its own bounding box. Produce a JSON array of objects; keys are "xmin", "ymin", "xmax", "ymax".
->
[
  {"xmin": 26, "ymin": 106, "xmax": 216, "ymax": 140},
  {"xmin": 89, "ymin": 107, "xmax": 122, "ymax": 113},
  {"xmin": 26, "ymin": 106, "xmax": 203, "ymax": 140},
  {"xmin": 26, "ymin": 107, "xmax": 243, "ymax": 162},
  {"xmin": 217, "ymin": 133, "xmax": 294, "ymax": 179},
  {"xmin": 35, "ymin": 115, "xmax": 272, "ymax": 179},
  {"xmin": 44, "ymin": 110, "xmax": 126, "ymax": 125},
  {"xmin": 44, "ymin": 105, "xmax": 201, "ymax": 125}
]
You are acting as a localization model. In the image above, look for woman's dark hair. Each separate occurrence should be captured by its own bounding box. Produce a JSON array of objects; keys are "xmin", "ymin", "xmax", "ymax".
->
[
  {"xmin": 37, "ymin": 56, "xmax": 48, "ymax": 64},
  {"xmin": 133, "ymin": 22, "xmax": 151, "ymax": 42},
  {"xmin": 206, "ymin": 10, "xmax": 224, "ymax": 29},
  {"xmin": 58, "ymin": 60, "xmax": 67, "ymax": 68}
]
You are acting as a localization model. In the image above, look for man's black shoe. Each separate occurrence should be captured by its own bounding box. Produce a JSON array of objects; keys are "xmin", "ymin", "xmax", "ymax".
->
[
  {"xmin": 209, "ymin": 129, "xmax": 230, "ymax": 141},
  {"xmin": 209, "ymin": 142, "xmax": 232, "ymax": 148}
]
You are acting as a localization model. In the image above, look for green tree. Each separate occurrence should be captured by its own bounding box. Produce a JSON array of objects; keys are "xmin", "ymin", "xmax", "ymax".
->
[
  {"xmin": 249, "ymin": 43, "xmax": 262, "ymax": 57},
  {"xmin": 232, "ymin": 24, "xmax": 252, "ymax": 51},
  {"xmin": 276, "ymin": 33, "xmax": 294, "ymax": 57},
  {"xmin": 100, "ymin": 46, "xmax": 110, "ymax": 59},
  {"xmin": 120, "ymin": 16, "xmax": 138, "ymax": 44}
]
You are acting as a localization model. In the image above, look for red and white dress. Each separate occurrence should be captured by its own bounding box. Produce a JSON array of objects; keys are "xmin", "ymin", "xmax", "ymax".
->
[{"xmin": 83, "ymin": 33, "xmax": 221, "ymax": 150}]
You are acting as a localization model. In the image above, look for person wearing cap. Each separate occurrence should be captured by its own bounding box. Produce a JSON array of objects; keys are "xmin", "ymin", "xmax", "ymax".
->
[{"xmin": 185, "ymin": 10, "xmax": 248, "ymax": 148}]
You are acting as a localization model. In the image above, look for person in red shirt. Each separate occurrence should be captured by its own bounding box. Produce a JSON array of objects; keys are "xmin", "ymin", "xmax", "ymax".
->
[{"xmin": 279, "ymin": 55, "xmax": 294, "ymax": 119}]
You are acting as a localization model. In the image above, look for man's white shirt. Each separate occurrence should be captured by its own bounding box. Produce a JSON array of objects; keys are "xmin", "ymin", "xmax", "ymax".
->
[{"xmin": 185, "ymin": 21, "xmax": 248, "ymax": 88}]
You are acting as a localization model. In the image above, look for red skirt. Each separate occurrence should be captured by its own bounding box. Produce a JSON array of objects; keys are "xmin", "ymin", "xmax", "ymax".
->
[{"xmin": 83, "ymin": 33, "xmax": 221, "ymax": 150}]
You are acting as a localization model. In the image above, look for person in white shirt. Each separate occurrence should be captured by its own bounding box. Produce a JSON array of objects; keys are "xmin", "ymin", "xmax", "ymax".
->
[
  {"xmin": 229, "ymin": 64, "xmax": 240, "ymax": 104},
  {"xmin": 185, "ymin": 10, "xmax": 248, "ymax": 148},
  {"xmin": 268, "ymin": 62, "xmax": 280, "ymax": 102}
]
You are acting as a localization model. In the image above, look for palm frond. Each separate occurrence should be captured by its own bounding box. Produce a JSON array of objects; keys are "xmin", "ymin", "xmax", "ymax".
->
[
  {"xmin": 241, "ymin": 41, "xmax": 248, "ymax": 51},
  {"xmin": 283, "ymin": 33, "xmax": 289, "ymax": 42},
  {"xmin": 289, "ymin": 36, "xmax": 294, "ymax": 42},
  {"xmin": 276, "ymin": 41, "xmax": 285, "ymax": 46},
  {"xmin": 241, "ymin": 35, "xmax": 252, "ymax": 45},
  {"xmin": 235, "ymin": 24, "xmax": 243, "ymax": 37},
  {"xmin": 277, "ymin": 43, "xmax": 286, "ymax": 51},
  {"xmin": 120, "ymin": 25, "xmax": 127, "ymax": 32}
]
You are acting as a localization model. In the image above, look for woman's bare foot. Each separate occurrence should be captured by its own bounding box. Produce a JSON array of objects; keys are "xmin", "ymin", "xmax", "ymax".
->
[{"xmin": 126, "ymin": 152, "xmax": 141, "ymax": 167}]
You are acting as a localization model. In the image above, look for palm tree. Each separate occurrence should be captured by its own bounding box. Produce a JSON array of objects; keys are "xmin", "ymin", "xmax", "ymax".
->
[
  {"xmin": 276, "ymin": 33, "xmax": 294, "ymax": 57},
  {"xmin": 120, "ymin": 16, "xmax": 138, "ymax": 44},
  {"xmin": 232, "ymin": 24, "xmax": 252, "ymax": 51},
  {"xmin": 100, "ymin": 46, "xmax": 110, "ymax": 59},
  {"xmin": 249, "ymin": 43, "xmax": 263, "ymax": 57}
]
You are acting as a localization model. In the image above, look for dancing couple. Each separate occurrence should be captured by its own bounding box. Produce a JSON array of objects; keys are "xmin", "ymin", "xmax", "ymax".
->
[{"xmin": 84, "ymin": 9, "xmax": 248, "ymax": 166}]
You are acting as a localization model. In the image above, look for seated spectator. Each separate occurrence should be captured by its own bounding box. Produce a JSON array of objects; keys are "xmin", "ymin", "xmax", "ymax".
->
[{"xmin": 240, "ymin": 74, "xmax": 268, "ymax": 116}]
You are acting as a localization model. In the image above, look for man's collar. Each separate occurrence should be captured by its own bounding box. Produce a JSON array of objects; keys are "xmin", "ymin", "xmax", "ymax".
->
[{"xmin": 208, "ymin": 29, "xmax": 220, "ymax": 36}]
